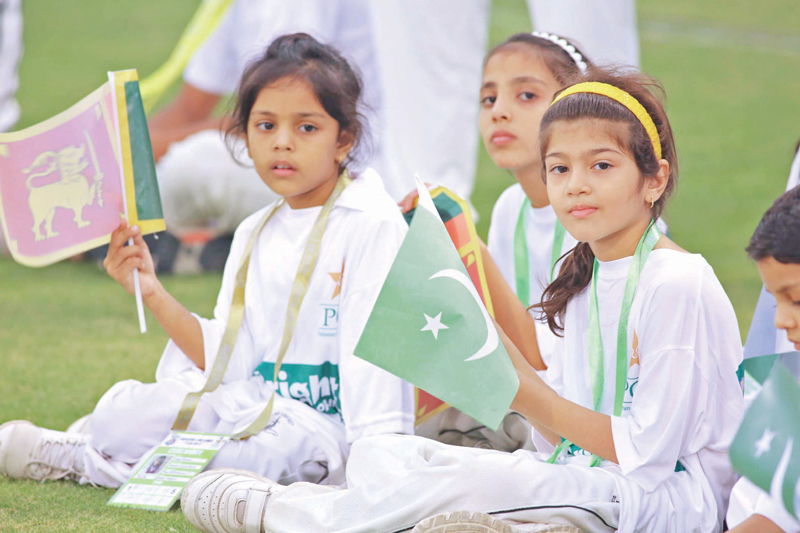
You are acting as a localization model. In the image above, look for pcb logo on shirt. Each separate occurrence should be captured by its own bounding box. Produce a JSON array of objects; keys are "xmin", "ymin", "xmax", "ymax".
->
[{"xmin": 318, "ymin": 262, "xmax": 343, "ymax": 337}]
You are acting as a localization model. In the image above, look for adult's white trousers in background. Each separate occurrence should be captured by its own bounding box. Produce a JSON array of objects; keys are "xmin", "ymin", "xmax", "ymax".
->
[
  {"xmin": 156, "ymin": 130, "xmax": 278, "ymax": 235},
  {"xmin": 527, "ymin": 0, "xmax": 640, "ymax": 67},
  {"xmin": 0, "ymin": 0, "xmax": 22, "ymax": 133},
  {"xmin": 368, "ymin": 0, "xmax": 489, "ymax": 204},
  {"xmin": 81, "ymin": 379, "xmax": 348, "ymax": 489},
  {"xmin": 262, "ymin": 434, "xmax": 621, "ymax": 533}
]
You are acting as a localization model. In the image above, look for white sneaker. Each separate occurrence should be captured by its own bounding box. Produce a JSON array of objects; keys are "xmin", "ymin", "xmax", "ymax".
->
[
  {"xmin": 413, "ymin": 512, "xmax": 515, "ymax": 533},
  {"xmin": 181, "ymin": 468, "xmax": 284, "ymax": 533},
  {"xmin": 0, "ymin": 421, "xmax": 87, "ymax": 482},
  {"xmin": 66, "ymin": 414, "xmax": 92, "ymax": 435},
  {"xmin": 412, "ymin": 511, "xmax": 582, "ymax": 533}
]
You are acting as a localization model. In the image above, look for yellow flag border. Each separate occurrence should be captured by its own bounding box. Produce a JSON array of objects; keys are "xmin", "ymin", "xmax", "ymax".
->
[{"xmin": 112, "ymin": 70, "xmax": 165, "ymax": 235}]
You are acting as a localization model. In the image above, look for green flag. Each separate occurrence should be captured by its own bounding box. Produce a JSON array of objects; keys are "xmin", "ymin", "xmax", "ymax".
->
[
  {"xmin": 354, "ymin": 181, "xmax": 519, "ymax": 430},
  {"xmin": 730, "ymin": 363, "xmax": 800, "ymax": 519}
]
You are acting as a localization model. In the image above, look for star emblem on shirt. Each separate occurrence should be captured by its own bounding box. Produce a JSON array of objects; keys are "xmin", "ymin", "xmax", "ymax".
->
[
  {"xmin": 329, "ymin": 262, "xmax": 344, "ymax": 299},
  {"xmin": 421, "ymin": 312, "xmax": 449, "ymax": 340}
]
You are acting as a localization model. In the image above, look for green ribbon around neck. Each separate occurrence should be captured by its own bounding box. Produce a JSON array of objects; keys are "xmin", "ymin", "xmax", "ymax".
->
[
  {"xmin": 547, "ymin": 219, "xmax": 661, "ymax": 467},
  {"xmin": 513, "ymin": 196, "xmax": 567, "ymax": 307}
]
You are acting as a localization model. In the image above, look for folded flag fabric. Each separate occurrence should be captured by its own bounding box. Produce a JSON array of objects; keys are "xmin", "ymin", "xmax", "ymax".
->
[
  {"xmin": 0, "ymin": 70, "xmax": 164, "ymax": 267},
  {"xmin": 403, "ymin": 187, "xmax": 496, "ymax": 425},
  {"xmin": 355, "ymin": 180, "xmax": 519, "ymax": 431},
  {"xmin": 730, "ymin": 363, "xmax": 800, "ymax": 520}
]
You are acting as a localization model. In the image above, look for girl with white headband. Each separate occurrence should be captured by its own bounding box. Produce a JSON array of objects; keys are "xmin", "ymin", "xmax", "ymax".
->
[
  {"xmin": 402, "ymin": 31, "xmax": 595, "ymax": 372},
  {"xmin": 478, "ymin": 32, "xmax": 592, "ymax": 370},
  {"xmin": 180, "ymin": 68, "xmax": 744, "ymax": 533}
]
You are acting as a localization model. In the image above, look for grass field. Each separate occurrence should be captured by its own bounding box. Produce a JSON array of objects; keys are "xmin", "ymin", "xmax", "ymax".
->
[{"xmin": 1, "ymin": 1, "xmax": 799, "ymax": 530}]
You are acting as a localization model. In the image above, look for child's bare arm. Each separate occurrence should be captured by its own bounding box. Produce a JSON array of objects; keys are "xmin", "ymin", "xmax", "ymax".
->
[
  {"xmin": 495, "ymin": 321, "xmax": 617, "ymax": 460},
  {"xmin": 105, "ymin": 221, "xmax": 205, "ymax": 369},
  {"xmin": 481, "ymin": 241, "xmax": 545, "ymax": 370}
]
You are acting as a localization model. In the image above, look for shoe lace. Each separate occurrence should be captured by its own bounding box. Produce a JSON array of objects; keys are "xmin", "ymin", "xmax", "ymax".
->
[{"xmin": 25, "ymin": 434, "xmax": 86, "ymax": 482}]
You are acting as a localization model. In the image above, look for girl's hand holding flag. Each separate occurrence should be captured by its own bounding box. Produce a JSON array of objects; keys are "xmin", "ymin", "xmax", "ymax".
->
[
  {"xmin": 104, "ymin": 217, "xmax": 205, "ymax": 368},
  {"xmin": 104, "ymin": 220, "xmax": 157, "ymax": 298}
]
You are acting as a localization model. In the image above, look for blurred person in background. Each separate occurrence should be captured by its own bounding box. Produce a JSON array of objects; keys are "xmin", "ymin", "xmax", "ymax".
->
[
  {"xmin": 147, "ymin": 0, "xmax": 381, "ymax": 272},
  {"xmin": 527, "ymin": 0, "xmax": 640, "ymax": 67},
  {"xmin": 147, "ymin": 0, "xmax": 641, "ymax": 273},
  {"xmin": 0, "ymin": 0, "xmax": 23, "ymax": 256},
  {"xmin": 0, "ymin": 0, "xmax": 21, "ymax": 134}
]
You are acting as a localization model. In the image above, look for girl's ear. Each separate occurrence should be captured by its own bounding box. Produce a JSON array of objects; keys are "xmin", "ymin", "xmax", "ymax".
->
[
  {"xmin": 336, "ymin": 131, "xmax": 354, "ymax": 165},
  {"xmin": 645, "ymin": 159, "xmax": 670, "ymax": 204}
]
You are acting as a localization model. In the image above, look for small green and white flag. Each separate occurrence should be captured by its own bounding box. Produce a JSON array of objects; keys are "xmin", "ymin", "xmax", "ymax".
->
[
  {"xmin": 355, "ymin": 179, "xmax": 519, "ymax": 430},
  {"xmin": 730, "ymin": 363, "xmax": 800, "ymax": 520}
]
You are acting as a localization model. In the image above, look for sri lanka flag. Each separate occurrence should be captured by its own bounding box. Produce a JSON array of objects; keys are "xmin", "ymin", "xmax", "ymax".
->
[{"xmin": 0, "ymin": 70, "xmax": 164, "ymax": 267}]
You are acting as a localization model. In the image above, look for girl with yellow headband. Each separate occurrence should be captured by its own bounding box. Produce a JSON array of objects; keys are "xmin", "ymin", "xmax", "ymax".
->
[{"xmin": 177, "ymin": 69, "xmax": 744, "ymax": 533}]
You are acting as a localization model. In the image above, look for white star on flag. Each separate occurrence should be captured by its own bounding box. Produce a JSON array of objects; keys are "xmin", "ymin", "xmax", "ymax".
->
[
  {"xmin": 421, "ymin": 312, "xmax": 448, "ymax": 340},
  {"xmin": 755, "ymin": 428, "xmax": 776, "ymax": 458}
]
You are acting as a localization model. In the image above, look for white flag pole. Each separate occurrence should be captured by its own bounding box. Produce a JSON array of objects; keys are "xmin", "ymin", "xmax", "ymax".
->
[{"xmin": 108, "ymin": 71, "xmax": 147, "ymax": 333}]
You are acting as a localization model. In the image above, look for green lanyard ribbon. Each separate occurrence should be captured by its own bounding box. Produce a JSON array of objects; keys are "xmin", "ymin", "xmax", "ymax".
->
[
  {"xmin": 513, "ymin": 197, "xmax": 567, "ymax": 307},
  {"xmin": 172, "ymin": 173, "xmax": 351, "ymax": 440},
  {"xmin": 547, "ymin": 220, "xmax": 661, "ymax": 466}
]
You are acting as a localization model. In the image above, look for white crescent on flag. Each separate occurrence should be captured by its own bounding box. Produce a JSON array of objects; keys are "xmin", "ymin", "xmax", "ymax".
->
[
  {"xmin": 428, "ymin": 268, "xmax": 498, "ymax": 362},
  {"xmin": 769, "ymin": 437, "xmax": 794, "ymax": 513}
]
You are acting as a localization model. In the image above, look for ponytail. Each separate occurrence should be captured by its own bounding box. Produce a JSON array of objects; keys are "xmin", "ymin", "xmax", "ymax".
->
[{"xmin": 532, "ymin": 242, "xmax": 595, "ymax": 336}]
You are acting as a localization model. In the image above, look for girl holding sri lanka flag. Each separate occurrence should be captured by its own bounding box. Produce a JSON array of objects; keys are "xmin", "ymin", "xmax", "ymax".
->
[
  {"xmin": 0, "ymin": 34, "xmax": 413, "ymax": 489},
  {"xmin": 179, "ymin": 69, "xmax": 744, "ymax": 533}
]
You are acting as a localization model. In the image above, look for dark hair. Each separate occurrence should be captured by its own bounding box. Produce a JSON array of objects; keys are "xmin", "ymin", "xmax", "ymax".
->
[
  {"xmin": 747, "ymin": 185, "xmax": 800, "ymax": 264},
  {"xmin": 484, "ymin": 33, "xmax": 593, "ymax": 85},
  {"xmin": 227, "ymin": 33, "xmax": 366, "ymax": 171},
  {"xmin": 533, "ymin": 68, "xmax": 678, "ymax": 335}
]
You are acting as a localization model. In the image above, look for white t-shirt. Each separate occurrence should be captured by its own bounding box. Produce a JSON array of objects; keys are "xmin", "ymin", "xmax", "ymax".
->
[
  {"xmin": 728, "ymin": 478, "xmax": 800, "ymax": 532},
  {"xmin": 156, "ymin": 170, "xmax": 415, "ymax": 443},
  {"xmin": 539, "ymin": 250, "xmax": 744, "ymax": 532},
  {"xmin": 487, "ymin": 184, "xmax": 577, "ymax": 366}
]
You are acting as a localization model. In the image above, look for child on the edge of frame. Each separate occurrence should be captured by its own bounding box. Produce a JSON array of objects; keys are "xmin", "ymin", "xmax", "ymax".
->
[
  {"xmin": 180, "ymin": 68, "xmax": 745, "ymax": 533},
  {"xmin": 727, "ymin": 187, "xmax": 800, "ymax": 533},
  {"xmin": 0, "ymin": 33, "xmax": 414, "ymax": 489}
]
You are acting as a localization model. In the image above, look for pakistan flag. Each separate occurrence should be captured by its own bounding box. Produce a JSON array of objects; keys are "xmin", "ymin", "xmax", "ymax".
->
[
  {"xmin": 730, "ymin": 363, "xmax": 800, "ymax": 520},
  {"xmin": 355, "ymin": 181, "xmax": 519, "ymax": 431}
]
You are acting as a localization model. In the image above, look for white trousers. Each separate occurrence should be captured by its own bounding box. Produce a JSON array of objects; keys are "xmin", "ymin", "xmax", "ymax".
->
[
  {"xmin": 82, "ymin": 379, "xmax": 348, "ymax": 488},
  {"xmin": 527, "ymin": 0, "xmax": 640, "ymax": 67},
  {"xmin": 368, "ymin": 0, "xmax": 489, "ymax": 203},
  {"xmin": 156, "ymin": 130, "xmax": 279, "ymax": 235},
  {"xmin": 0, "ymin": 0, "xmax": 22, "ymax": 133},
  {"xmin": 262, "ymin": 434, "xmax": 620, "ymax": 533}
]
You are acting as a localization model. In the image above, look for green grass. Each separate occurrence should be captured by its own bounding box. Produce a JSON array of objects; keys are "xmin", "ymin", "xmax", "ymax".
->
[{"xmin": 2, "ymin": 0, "xmax": 799, "ymax": 530}]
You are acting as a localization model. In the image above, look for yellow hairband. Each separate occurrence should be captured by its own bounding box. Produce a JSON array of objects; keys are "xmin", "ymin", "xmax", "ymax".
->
[{"xmin": 551, "ymin": 82, "xmax": 662, "ymax": 160}]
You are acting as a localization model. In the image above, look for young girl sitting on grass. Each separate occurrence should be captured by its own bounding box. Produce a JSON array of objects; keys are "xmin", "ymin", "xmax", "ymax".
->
[
  {"xmin": 0, "ymin": 33, "xmax": 414, "ymax": 489},
  {"xmin": 180, "ymin": 68, "xmax": 745, "ymax": 533}
]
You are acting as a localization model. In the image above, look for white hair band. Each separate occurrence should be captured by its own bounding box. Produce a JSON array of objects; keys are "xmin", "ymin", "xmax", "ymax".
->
[{"xmin": 531, "ymin": 31, "xmax": 588, "ymax": 73}]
